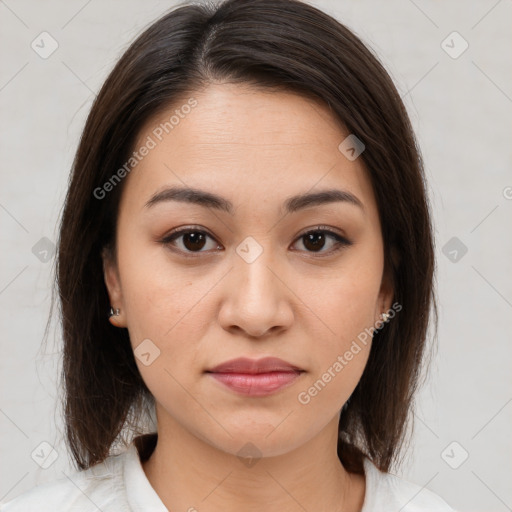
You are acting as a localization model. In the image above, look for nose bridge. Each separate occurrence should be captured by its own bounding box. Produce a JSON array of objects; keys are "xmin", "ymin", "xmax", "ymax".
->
[
  {"xmin": 233, "ymin": 234, "xmax": 280, "ymax": 302},
  {"xmin": 219, "ymin": 233, "xmax": 293, "ymax": 337}
]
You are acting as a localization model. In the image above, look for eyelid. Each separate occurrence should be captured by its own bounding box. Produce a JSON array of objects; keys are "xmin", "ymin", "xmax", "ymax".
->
[
  {"xmin": 296, "ymin": 224, "xmax": 348, "ymax": 241},
  {"xmin": 162, "ymin": 224, "xmax": 213, "ymax": 240}
]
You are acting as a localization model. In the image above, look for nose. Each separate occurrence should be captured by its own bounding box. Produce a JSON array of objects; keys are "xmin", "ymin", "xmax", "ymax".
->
[{"xmin": 218, "ymin": 243, "xmax": 294, "ymax": 339}]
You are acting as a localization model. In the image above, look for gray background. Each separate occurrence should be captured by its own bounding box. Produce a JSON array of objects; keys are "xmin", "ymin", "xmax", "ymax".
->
[{"xmin": 1, "ymin": 1, "xmax": 511, "ymax": 510}]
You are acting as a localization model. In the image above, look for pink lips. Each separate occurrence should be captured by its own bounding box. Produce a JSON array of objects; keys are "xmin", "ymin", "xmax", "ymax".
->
[{"xmin": 206, "ymin": 357, "xmax": 304, "ymax": 397}]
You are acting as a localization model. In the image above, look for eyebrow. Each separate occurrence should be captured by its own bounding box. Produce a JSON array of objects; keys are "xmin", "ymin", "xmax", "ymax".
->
[{"xmin": 144, "ymin": 185, "xmax": 364, "ymax": 214}]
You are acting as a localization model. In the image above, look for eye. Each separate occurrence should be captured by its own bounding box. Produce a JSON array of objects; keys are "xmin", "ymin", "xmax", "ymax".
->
[
  {"xmin": 160, "ymin": 225, "xmax": 352, "ymax": 257},
  {"xmin": 160, "ymin": 227, "xmax": 220, "ymax": 255},
  {"xmin": 291, "ymin": 226, "xmax": 352, "ymax": 256}
]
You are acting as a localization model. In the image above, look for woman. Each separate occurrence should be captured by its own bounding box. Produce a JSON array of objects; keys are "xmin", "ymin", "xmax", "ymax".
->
[{"xmin": 1, "ymin": 0, "xmax": 455, "ymax": 510}]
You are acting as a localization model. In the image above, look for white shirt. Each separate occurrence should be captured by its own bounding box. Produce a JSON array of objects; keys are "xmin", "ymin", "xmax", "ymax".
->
[{"xmin": 1, "ymin": 440, "xmax": 455, "ymax": 511}]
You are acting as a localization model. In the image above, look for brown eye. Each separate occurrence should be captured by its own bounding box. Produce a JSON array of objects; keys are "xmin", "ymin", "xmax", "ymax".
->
[
  {"xmin": 302, "ymin": 231, "xmax": 327, "ymax": 252},
  {"xmin": 292, "ymin": 228, "xmax": 352, "ymax": 255},
  {"xmin": 161, "ymin": 225, "xmax": 352, "ymax": 258},
  {"xmin": 162, "ymin": 228, "xmax": 220, "ymax": 254},
  {"xmin": 181, "ymin": 232, "xmax": 207, "ymax": 251}
]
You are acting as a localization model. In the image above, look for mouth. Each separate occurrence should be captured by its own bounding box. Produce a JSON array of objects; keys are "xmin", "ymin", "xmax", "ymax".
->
[{"xmin": 205, "ymin": 357, "xmax": 305, "ymax": 397}]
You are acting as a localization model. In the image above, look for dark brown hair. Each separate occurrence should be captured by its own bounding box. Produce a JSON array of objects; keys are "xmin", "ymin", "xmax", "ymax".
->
[{"xmin": 54, "ymin": 0, "xmax": 437, "ymax": 473}]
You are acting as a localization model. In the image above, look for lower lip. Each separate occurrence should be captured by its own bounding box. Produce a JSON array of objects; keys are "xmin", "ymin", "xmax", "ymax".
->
[{"xmin": 208, "ymin": 371, "xmax": 302, "ymax": 396}]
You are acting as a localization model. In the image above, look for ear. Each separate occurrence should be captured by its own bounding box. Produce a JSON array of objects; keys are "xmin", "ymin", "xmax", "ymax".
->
[
  {"xmin": 375, "ymin": 252, "xmax": 395, "ymax": 325},
  {"xmin": 102, "ymin": 246, "xmax": 127, "ymax": 328}
]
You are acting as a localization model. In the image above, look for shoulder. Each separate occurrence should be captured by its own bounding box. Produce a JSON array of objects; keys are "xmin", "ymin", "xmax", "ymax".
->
[
  {"xmin": 362, "ymin": 457, "xmax": 456, "ymax": 512},
  {"xmin": 0, "ymin": 450, "xmax": 129, "ymax": 512}
]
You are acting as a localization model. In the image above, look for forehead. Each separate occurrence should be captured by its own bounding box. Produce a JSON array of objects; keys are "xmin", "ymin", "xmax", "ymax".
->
[
  {"xmin": 122, "ymin": 83, "xmax": 377, "ymax": 219},
  {"xmin": 151, "ymin": 83, "xmax": 348, "ymax": 155}
]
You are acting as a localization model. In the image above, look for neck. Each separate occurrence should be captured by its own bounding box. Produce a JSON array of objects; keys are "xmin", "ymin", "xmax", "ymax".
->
[{"xmin": 141, "ymin": 409, "xmax": 365, "ymax": 512}]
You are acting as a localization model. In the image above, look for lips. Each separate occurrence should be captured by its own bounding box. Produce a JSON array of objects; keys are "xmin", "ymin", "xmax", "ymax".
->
[
  {"xmin": 207, "ymin": 357, "xmax": 303, "ymax": 374},
  {"xmin": 206, "ymin": 357, "xmax": 304, "ymax": 396}
]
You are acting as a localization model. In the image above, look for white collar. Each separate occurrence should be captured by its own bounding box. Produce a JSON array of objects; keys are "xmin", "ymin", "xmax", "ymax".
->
[
  {"xmin": 121, "ymin": 440, "xmax": 384, "ymax": 511},
  {"xmin": 123, "ymin": 442, "xmax": 168, "ymax": 511}
]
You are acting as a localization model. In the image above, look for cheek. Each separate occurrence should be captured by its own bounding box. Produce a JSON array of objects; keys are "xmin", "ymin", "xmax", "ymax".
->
[
  {"xmin": 117, "ymin": 250, "xmax": 214, "ymax": 414},
  {"xmin": 295, "ymin": 251, "xmax": 383, "ymax": 344},
  {"xmin": 290, "ymin": 252, "xmax": 381, "ymax": 401},
  {"xmin": 116, "ymin": 236, "xmax": 223, "ymax": 375},
  {"xmin": 296, "ymin": 346, "xmax": 370, "ymax": 417},
  {"xmin": 293, "ymin": 276, "xmax": 375, "ymax": 414}
]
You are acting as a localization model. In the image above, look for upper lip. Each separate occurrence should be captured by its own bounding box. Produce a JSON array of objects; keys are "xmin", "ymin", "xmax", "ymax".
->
[{"xmin": 207, "ymin": 357, "xmax": 303, "ymax": 374}]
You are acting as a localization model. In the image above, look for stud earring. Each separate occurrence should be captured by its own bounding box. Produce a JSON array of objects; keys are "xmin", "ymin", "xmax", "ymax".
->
[
  {"xmin": 109, "ymin": 306, "xmax": 120, "ymax": 318},
  {"xmin": 380, "ymin": 312, "xmax": 390, "ymax": 323}
]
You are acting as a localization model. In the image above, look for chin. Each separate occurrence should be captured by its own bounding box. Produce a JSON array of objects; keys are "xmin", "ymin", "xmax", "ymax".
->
[{"xmin": 195, "ymin": 417, "xmax": 312, "ymax": 460}]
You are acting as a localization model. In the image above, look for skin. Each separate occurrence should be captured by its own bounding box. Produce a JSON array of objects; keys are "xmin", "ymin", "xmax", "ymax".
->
[{"xmin": 103, "ymin": 82, "xmax": 393, "ymax": 512}]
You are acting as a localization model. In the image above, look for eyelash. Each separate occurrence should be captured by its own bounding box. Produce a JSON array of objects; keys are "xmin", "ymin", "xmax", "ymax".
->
[{"xmin": 159, "ymin": 225, "xmax": 352, "ymax": 258}]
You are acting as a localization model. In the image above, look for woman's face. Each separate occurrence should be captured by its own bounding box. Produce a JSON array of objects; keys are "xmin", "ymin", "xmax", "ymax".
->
[{"xmin": 103, "ymin": 83, "xmax": 393, "ymax": 457}]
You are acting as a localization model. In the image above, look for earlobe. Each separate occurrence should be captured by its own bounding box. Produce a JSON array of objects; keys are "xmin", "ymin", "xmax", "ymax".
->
[
  {"xmin": 108, "ymin": 307, "xmax": 124, "ymax": 327},
  {"xmin": 102, "ymin": 246, "xmax": 126, "ymax": 327}
]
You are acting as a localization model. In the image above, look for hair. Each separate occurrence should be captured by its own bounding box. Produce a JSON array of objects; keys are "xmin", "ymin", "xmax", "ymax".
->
[{"xmin": 53, "ymin": 0, "xmax": 437, "ymax": 473}]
